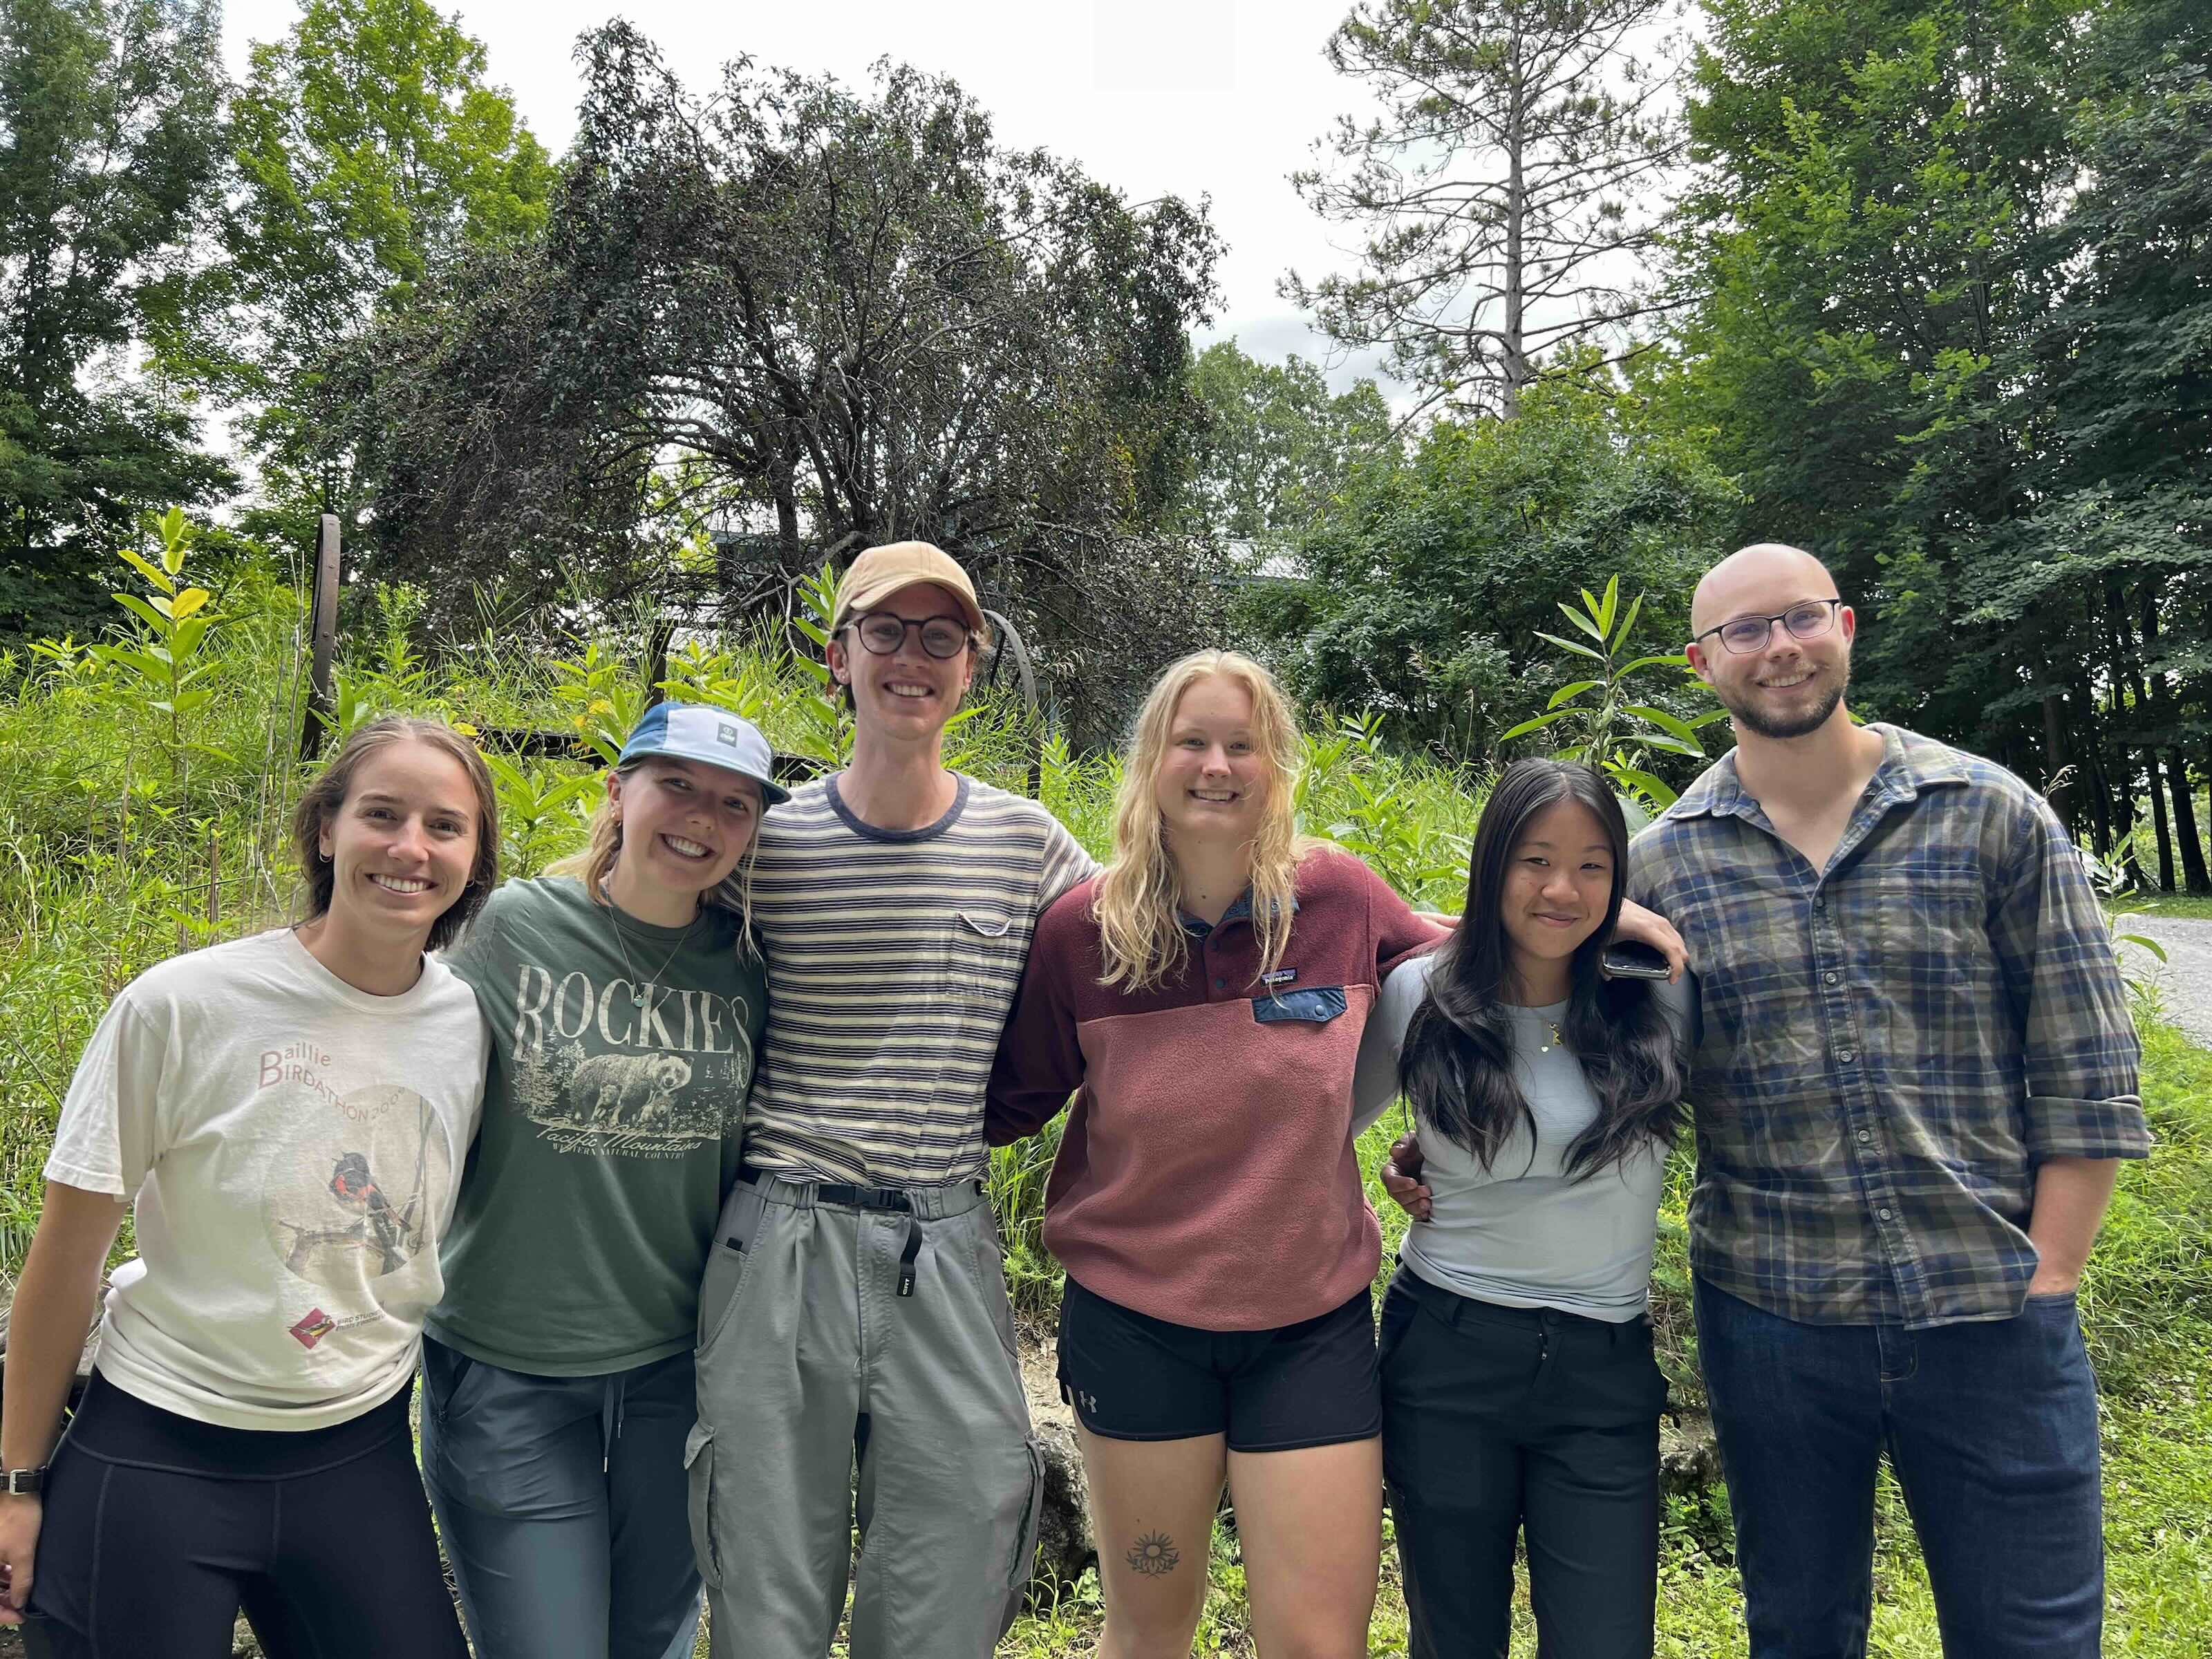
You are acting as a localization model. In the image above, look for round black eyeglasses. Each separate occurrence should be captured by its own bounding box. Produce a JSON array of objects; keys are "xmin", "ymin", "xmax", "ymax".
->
[
  {"xmin": 1695, "ymin": 598, "xmax": 1844, "ymax": 656},
  {"xmin": 850, "ymin": 613, "xmax": 972, "ymax": 660}
]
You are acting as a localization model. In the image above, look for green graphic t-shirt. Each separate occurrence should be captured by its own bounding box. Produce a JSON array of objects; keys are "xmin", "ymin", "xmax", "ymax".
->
[{"xmin": 427, "ymin": 876, "xmax": 767, "ymax": 1374}]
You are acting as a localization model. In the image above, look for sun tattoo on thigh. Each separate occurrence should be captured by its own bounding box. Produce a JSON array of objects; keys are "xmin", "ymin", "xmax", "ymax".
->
[{"xmin": 1126, "ymin": 1531, "xmax": 1181, "ymax": 1577}]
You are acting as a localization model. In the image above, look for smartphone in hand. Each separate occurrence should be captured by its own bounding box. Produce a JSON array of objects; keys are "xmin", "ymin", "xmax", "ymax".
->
[{"xmin": 1600, "ymin": 940, "xmax": 1673, "ymax": 981}]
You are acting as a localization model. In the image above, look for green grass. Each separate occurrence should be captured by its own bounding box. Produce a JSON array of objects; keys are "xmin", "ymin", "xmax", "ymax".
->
[{"xmin": 2116, "ymin": 892, "xmax": 2212, "ymax": 921}]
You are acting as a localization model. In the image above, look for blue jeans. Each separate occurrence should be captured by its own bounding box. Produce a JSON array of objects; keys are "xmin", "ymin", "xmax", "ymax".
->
[
  {"xmin": 1694, "ymin": 1278, "xmax": 2103, "ymax": 1659},
  {"xmin": 418, "ymin": 1337, "xmax": 703, "ymax": 1659}
]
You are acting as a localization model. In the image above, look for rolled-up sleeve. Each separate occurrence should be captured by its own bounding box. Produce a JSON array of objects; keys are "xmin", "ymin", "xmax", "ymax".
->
[{"xmin": 1989, "ymin": 797, "xmax": 2150, "ymax": 1161}]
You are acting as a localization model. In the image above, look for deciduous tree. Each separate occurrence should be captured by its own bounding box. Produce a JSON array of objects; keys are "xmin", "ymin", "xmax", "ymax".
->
[{"xmin": 0, "ymin": 0, "xmax": 231, "ymax": 640}]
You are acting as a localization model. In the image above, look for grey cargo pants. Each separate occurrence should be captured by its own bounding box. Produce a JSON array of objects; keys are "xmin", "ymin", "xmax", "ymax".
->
[{"xmin": 688, "ymin": 1170, "xmax": 1043, "ymax": 1658}]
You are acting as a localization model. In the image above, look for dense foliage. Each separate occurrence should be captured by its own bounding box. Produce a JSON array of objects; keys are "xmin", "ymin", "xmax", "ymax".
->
[{"xmin": 0, "ymin": 0, "xmax": 232, "ymax": 639}]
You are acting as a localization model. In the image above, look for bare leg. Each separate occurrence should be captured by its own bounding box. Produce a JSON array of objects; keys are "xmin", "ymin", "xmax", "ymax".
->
[
  {"xmin": 1077, "ymin": 1424, "xmax": 1228, "ymax": 1659},
  {"xmin": 1228, "ymin": 1436, "xmax": 1382, "ymax": 1659}
]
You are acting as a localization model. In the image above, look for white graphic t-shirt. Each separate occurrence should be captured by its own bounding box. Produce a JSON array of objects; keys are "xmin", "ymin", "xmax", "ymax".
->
[{"xmin": 46, "ymin": 929, "xmax": 487, "ymax": 1431}]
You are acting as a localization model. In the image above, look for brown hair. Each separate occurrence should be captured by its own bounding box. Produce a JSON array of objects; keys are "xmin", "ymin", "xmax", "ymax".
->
[{"xmin": 290, "ymin": 715, "xmax": 500, "ymax": 952}]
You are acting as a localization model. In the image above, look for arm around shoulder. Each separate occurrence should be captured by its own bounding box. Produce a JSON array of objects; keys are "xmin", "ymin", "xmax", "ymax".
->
[{"xmin": 985, "ymin": 890, "xmax": 1090, "ymax": 1145}]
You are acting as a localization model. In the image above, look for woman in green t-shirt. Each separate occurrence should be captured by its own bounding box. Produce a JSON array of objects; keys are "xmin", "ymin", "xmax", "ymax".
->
[{"xmin": 420, "ymin": 704, "xmax": 785, "ymax": 1659}]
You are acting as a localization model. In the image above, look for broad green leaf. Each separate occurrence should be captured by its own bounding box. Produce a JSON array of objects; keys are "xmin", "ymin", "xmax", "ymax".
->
[
  {"xmin": 169, "ymin": 588, "xmax": 210, "ymax": 619},
  {"xmin": 1533, "ymin": 630, "xmax": 1604, "ymax": 662},
  {"xmin": 1559, "ymin": 602, "xmax": 1606, "ymax": 641},
  {"xmin": 1609, "ymin": 767, "xmax": 1678, "ymax": 808},
  {"xmin": 1546, "ymin": 680, "xmax": 1602, "ymax": 710},
  {"xmin": 109, "ymin": 592, "xmax": 171, "ymax": 633},
  {"xmin": 117, "ymin": 547, "xmax": 171, "ymax": 593},
  {"xmin": 1500, "ymin": 709, "xmax": 1574, "ymax": 742},
  {"xmin": 1626, "ymin": 704, "xmax": 1701, "ymax": 744},
  {"xmin": 1620, "ymin": 653, "xmax": 1689, "ymax": 675}
]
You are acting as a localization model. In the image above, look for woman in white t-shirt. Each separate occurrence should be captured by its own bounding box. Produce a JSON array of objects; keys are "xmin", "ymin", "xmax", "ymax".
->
[{"xmin": 0, "ymin": 715, "xmax": 499, "ymax": 1658}]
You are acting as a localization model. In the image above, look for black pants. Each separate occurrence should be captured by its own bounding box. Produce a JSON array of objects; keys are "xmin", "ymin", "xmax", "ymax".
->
[
  {"xmin": 25, "ymin": 1370, "xmax": 469, "ymax": 1659},
  {"xmin": 1380, "ymin": 1266, "xmax": 1666, "ymax": 1659}
]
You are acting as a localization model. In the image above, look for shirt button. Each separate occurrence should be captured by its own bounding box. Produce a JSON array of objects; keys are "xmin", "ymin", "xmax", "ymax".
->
[
  {"xmin": 1824, "ymin": 970, "xmax": 1840, "ymax": 986},
  {"xmin": 1837, "ymin": 1048, "xmax": 1856, "ymax": 1065},
  {"xmin": 1878, "ymin": 1207, "xmax": 1894, "ymax": 1221},
  {"xmin": 1213, "ymin": 977, "xmax": 1226, "ymax": 991},
  {"xmin": 1814, "ymin": 897, "xmax": 1827, "ymax": 912},
  {"xmin": 1857, "ymin": 1129, "xmax": 1873, "ymax": 1144}
]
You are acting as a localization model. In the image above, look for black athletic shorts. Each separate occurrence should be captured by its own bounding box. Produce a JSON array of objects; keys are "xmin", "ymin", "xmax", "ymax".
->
[{"xmin": 1056, "ymin": 1275, "xmax": 1381, "ymax": 1452}]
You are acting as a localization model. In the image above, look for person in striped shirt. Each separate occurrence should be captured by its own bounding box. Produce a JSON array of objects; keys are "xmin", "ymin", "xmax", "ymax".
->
[{"xmin": 688, "ymin": 542, "xmax": 1095, "ymax": 1659}]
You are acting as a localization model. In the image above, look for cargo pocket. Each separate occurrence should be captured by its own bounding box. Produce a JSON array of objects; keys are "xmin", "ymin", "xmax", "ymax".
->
[
  {"xmin": 684, "ymin": 1421, "xmax": 722, "ymax": 1589},
  {"xmin": 997, "ymin": 1436, "xmax": 1047, "ymax": 1633}
]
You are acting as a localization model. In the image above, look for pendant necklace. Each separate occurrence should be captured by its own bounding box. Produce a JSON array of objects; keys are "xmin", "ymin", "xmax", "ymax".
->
[
  {"xmin": 1539, "ymin": 1018, "xmax": 1567, "ymax": 1054},
  {"xmin": 609, "ymin": 897, "xmax": 698, "ymax": 1006}
]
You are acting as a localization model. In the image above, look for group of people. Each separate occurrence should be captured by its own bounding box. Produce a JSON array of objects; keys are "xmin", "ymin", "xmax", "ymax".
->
[{"xmin": 0, "ymin": 534, "xmax": 2143, "ymax": 1659}]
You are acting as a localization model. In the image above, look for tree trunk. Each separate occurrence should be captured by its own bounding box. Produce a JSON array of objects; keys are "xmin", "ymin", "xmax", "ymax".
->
[
  {"xmin": 2138, "ymin": 588, "xmax": 2209, "ymax": 890},
  {"xmin": 2041, "ymin": 691, "xmax": 2070, "ymax": 832},
  {"xmin": 2148, "ymin": 751, "xmax": 2176, "ymax": 892},
  {"xmin": 1500, "ymin": 37, "xmax": 1528, "ymax": 417},
  {"xmin": 2170, "ymin": 750, "xmax": 2210, "ymax": 892}
]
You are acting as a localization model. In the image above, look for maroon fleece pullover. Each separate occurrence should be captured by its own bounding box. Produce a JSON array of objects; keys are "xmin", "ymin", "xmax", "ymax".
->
[{"xmin": 986, "ymin": 846, "xmax": 1445, "ymax": 1331}]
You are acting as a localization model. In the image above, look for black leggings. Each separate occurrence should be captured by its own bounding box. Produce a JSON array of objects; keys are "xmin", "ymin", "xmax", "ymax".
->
[
  {"xmin": 1380, "ymin": 1268, "xmax": 1668, "ymax": 1659},
  {"xmin": 25, "ymin": 1371, "xmax": 468, "ymax": 1659}
]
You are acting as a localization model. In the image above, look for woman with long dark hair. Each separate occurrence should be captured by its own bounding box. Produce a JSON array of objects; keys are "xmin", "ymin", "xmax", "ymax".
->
[{"xmin": 1351, "ymin": 758, "xmax": 1689, "ymax": 1659}]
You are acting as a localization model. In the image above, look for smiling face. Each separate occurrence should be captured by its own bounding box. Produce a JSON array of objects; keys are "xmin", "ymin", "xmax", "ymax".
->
[
  {"xmin": 316, "ymin": 739, "xmax": 483, "ymax": 950},
  {"xmin": 1688, "ymin": 543, "xmax": 1855, "ymax": 741},
  {"xmin": 606, "ymin": 757, "xmax": 763, "ymax": 910},
  {"xmin": 1499, "ymin": 797, "xmax": 1617, "ymax": 986},
  {"xmin": 1152, "ymin": 672, "xmax": 1267, "ymax": 852},
  {"xmin": 826, "ymin": 581, "xmax": 975, "ymax": 742}
]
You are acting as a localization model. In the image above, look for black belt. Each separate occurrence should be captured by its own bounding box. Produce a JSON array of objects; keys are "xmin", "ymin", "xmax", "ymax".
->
[
  {"xmin": 737, "ymin": 1165, "xmax": 926, "ymax": 1295},
  {"xmin": 738, "ymin": 1163, "xmax": 911, "ymax": 1211}
]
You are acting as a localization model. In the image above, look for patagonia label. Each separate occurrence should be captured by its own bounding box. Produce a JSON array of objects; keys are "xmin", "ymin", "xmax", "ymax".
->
[{"xmin": 1259, "ymin": 968, "xmax": 1297, "ymax": 985}]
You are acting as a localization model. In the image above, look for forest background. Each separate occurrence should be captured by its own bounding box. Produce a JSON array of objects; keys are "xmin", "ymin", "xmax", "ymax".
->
[{"xmin": 1, "ymin": 0, "xmax": 2209, "ymax": 1651}]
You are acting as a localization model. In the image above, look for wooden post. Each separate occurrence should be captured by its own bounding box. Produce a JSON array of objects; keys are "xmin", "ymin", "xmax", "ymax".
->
[{"xmin": 299, "ymin": 514, "xmax": 341, "ymax": 760}]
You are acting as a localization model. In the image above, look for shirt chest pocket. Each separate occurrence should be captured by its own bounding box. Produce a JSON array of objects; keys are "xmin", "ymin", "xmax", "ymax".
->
[
  {"xmin": 1249, "ymin": 986, "xmax": 1348, "ymax": 1024},
  {"xmin": 941, "ymin": 909, "xmax": 1017, "ymax": 1006}
]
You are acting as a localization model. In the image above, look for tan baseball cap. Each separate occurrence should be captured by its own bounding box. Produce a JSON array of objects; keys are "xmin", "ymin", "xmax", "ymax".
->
[{"xmin": 831, "ymin": 541, "xmax": 988, "ymax": 638}]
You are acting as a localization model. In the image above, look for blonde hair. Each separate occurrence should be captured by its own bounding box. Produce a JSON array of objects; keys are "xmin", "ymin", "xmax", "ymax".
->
[
  {"xmin": 547, "ymin": 762, "xmax": 761, "ymax": 962},
  {"xmin": 1093, "ymin": 650, "xmax": 1316, "ymax": 993}
]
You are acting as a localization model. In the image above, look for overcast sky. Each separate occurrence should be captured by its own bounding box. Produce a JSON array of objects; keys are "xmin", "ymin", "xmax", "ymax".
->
[{"xmin": 221, "ymin": 0, "xmax": 1398, "ymax": 391}]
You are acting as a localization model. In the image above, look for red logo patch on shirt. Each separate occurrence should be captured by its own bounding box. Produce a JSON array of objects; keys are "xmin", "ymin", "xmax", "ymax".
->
[{"xmin": 289, "ymin": 1308, "xmax": 336, "ymax": 1349}]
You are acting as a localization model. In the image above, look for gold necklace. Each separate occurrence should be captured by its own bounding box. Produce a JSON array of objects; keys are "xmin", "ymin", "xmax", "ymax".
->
[
  {"xmin": 604, "ymin": 887, "xmax": 699, "ymax": 1006},
  {"xmin": 1539, "ymin": 1018, "xmax": 1567, "ymax": 1054}
]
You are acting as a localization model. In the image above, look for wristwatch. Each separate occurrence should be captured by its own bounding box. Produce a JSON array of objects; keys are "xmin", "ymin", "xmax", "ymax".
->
[{"xmin": 0, "ymin": 1469, "xmax": 46, "ymax": 1496}]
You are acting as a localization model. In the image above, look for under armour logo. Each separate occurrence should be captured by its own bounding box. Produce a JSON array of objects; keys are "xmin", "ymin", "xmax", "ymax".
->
[{"xmin": 1081, "ymin": 1391, "xmax": 1100, "ymax": 1414}]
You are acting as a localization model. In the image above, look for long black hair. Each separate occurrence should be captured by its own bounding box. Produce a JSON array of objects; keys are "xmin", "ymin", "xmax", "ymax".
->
[{"xmin": 1398, "ymin": 758, "xmax": 1685, "ymax": 1179}]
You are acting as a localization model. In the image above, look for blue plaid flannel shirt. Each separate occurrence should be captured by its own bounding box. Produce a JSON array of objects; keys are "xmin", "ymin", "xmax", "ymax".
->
[{"xmin": 1629, "ymin": 724, "xmax": 2149, "ymax": 1329}]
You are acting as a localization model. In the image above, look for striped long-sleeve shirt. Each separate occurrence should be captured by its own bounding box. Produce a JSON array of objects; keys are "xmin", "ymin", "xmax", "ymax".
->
[
  {"xmin": 1629, "ymin": 724, "xmax": 2148, "ymax": 1329},
  {"xmin": 742, "ymin": 772, "xmax": 1096, "ymax": 1186}
]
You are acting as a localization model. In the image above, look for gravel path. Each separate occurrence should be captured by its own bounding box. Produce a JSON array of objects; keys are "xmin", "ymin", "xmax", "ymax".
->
[{"xmin": 2119, "ymin": 916, "xmax": 2212, "ymax": 1049}]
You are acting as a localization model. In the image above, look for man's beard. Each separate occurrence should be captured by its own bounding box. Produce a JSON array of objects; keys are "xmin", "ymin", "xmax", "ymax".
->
[{"xmin": 1722, "ymin": 665, "xmax": 1848, "ymax": 740}]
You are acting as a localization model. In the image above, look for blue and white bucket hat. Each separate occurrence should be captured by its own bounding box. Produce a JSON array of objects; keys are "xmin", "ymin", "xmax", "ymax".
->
[{"xmin": 616, "ymin": 702, "xmax": 790, "ymax": 806}]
